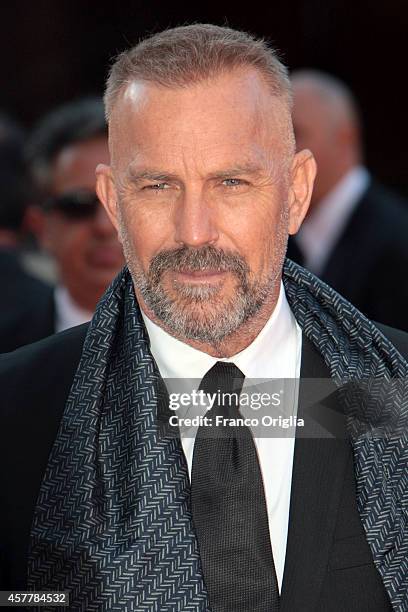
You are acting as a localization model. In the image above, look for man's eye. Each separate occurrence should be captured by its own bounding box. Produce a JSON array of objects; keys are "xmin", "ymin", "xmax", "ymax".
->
[
  {"xmin": 222, "ymin": 178, "xmax": 243, "ymax": 187},
  {"xmin": 144, "ymin": 182, "xmax": 170, "ymax": 190}
]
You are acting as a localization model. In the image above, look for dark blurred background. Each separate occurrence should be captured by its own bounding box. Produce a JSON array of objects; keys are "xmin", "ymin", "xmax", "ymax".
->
[{"xmin": 2, "ymin": 0, "xmax": 408, "ymax": 195}]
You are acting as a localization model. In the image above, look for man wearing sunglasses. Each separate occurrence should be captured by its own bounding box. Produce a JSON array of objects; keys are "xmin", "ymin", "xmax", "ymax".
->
[{"xmin": 24, "ymin": 97, "xmax": 124, "ymax": 339}]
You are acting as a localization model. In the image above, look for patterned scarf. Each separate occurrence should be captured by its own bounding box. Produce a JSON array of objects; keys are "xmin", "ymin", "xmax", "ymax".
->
[{"xmin": 28, "ymin": 260, "xmax": 408, "ymax": 611}]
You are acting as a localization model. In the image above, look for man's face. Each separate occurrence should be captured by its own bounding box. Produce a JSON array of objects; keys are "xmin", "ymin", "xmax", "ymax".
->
[
  {"xmin": 97, "ymin": 69, "xmax": 315, "ymax": 345},
  {"xmin": 43, "ymin": 136, "xmax": 124, "ymax": 308}
]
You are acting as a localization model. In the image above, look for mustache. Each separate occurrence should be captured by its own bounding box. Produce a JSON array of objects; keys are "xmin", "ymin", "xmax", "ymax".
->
[{"xmin": 148, "ymin": 245, "xmax": 250, "ymax": 284}]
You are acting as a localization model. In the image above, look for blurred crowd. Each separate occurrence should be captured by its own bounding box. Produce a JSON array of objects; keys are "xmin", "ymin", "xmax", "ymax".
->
[
  {"xmin": 2, "ymin": 70, "xmax": 408, "ymax": 353},
  {"xmin": 0, "ymin": 98, "xmax": 124, "ymax": 352}
]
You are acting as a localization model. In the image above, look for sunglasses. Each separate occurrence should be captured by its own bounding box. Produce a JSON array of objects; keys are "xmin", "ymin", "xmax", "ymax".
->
[{"xmin": 44, "ymin": 190, "xmax": 101, "ymax": 220}]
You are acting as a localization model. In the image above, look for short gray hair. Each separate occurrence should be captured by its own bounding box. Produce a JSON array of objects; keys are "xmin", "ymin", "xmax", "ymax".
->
[{"xmin": 104, "ymin": 24, "xmax": 293, "ymax": 121}]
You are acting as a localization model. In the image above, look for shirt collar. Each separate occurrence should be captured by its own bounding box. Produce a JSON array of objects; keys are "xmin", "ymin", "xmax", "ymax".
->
[
  {"xmin": 141, "ymin": 281, "xmax": 300, "ymax": 381},
  {"xmin": 54, "ymin": 285, "xmax": 93, "ymax": 333}
]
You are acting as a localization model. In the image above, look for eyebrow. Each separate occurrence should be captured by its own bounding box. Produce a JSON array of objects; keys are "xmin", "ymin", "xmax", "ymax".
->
[
  {"xmin": 126, "ymin": 168, "xmax": 180, "ymax": 183},
  {"xmin": 207, "ymin": 164, "xmax": 263, "ymax": 180},
  {"xmin": 125, "ymin": 162, "xmax": 264, "ymax": 184}
]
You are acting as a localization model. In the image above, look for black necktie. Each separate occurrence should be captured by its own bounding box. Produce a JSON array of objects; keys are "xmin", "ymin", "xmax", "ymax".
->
[{"xmin": 191, "ymin": 362, "xmax": 280, "ymax": 612}]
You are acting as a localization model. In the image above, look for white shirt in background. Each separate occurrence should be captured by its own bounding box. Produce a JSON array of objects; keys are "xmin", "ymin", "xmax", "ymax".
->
[
  {"xmin": 54, "ymin": 286, "xmax": 93, "ymax": 333},
  {"xmin": 296, "ymin": 166, "xmax": 370, "ymax": 275}
]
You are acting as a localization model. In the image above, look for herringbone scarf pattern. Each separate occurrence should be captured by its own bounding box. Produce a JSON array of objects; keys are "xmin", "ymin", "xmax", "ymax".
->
[
  {"xmin": 28, "ymin": 269, "xmax": 210, "ymax": 611},
  {"xmin": 28, "ymin": 260, "xmax": 408, "ymax": 611},
  {"xmin": 283, "ymin": 260, "xmax": 408, "ymax": 611}
]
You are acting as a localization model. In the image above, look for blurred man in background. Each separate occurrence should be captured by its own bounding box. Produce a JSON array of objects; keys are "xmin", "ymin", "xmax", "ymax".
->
[
  {"xmin": 288, "ymin": 70, "xmax": 408, "ymax": 331},
  {"xmin": 0, "ymin": 113, "xmax": 54, "ymax": 353},
  {"xmin": 25, "ymin": 97, "xmax": 124, "ymax": 336}
]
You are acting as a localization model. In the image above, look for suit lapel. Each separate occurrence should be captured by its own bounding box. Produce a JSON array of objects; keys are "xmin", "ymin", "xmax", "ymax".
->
[{"xmin": 280, "ymin": 335, "xmax": 351, "ymax": 611}]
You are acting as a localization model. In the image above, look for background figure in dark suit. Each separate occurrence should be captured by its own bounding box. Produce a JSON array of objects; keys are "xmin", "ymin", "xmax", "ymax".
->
[
  {"xmin": 288, "ymin": 70, "xmax": 408, "ymax": 331},
  {"xmin": 0, "ymin": 112, "xmax": 54, "ymax": 353},
  {"xmin": 23, "ymin": 98, "xmax": 124, "ymax": 340}
]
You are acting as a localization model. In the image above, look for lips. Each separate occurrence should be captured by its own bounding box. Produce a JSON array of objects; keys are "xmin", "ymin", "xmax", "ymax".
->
[
  {"xmin": 172, "ymin": 269, "xmax": 228, "ymax": 284},
  {"xmin": 177, "ymin": 269, "xmax": 226, "ymax": 277}
]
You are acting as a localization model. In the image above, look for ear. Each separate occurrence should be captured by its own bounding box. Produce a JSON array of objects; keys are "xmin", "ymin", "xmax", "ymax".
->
[
  {"xmin": 95, "ymin": 164, "xmax": 121, "ymax": 236},
  {"xmin": 287, "ymin": 149, "xmax": 317, "ymax": 235}
]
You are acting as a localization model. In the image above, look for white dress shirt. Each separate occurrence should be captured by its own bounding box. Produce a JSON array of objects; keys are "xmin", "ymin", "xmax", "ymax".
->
[
  {"xmin": 296, "ymin": 166, "xmax": 370, "ymax": 275},
  {"xmin": 141, "ymin": 282, "xmax": 302, "ymax": 592},
  {"xmin": 54, "ymin": 286, "xmax": 93, "ymax": 333}
]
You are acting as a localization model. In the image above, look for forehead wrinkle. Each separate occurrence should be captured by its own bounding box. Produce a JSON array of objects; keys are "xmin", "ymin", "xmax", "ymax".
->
[
  {"xmin": 111, "ymin": 87, "xmax": 293, "ymax": 189},
  {"xmin": 126, "ymin": 165, "xmax": 180, "ymax": 183},
  {"xmin": 122, "ymin": 141, "xmax": 281, "ymax": 187}
]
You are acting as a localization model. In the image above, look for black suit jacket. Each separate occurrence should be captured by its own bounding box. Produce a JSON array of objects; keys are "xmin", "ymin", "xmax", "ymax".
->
[
  {"xmin": 1, "ymin": 322, "xmax": 408, "ymax": 610},
  {"xmin": 0, "ymin": 249, "xmax": 55, "ymax": 353},
  {"xmin": 287, "ymin": 181, "xmax": 408, "ymax": 332}
]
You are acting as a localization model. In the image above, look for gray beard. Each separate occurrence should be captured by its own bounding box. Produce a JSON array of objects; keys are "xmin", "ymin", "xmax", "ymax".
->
[
  {"xmin": 122, "ymin": 242, "xmax": 285, "ymax": 345},
  {"xmin": 118, "ymin": 205, "xmax": 288, "ymax": 345}
]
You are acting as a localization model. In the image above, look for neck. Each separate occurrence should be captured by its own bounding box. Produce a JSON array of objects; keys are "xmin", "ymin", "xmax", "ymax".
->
[
  {"xmin": 136, "ymin": 284, "xmax": 281, "ymax": 358},
  {"xmin": 62, "ymin": 282, "xmax": 98, "ymax": 313},
  {"xmin": 309, "ymin": 159, "xmax": 360, "ymax": 214}
]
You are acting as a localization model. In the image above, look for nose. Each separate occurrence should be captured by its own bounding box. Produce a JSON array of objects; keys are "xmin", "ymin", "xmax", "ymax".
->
[
  {"xmin": 92, "ymin": 203, "xmax": 117, "ymax": 237},
  {"xmin": 174, "ymin": 186, "xmax": 219, "ymax": 248}
]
